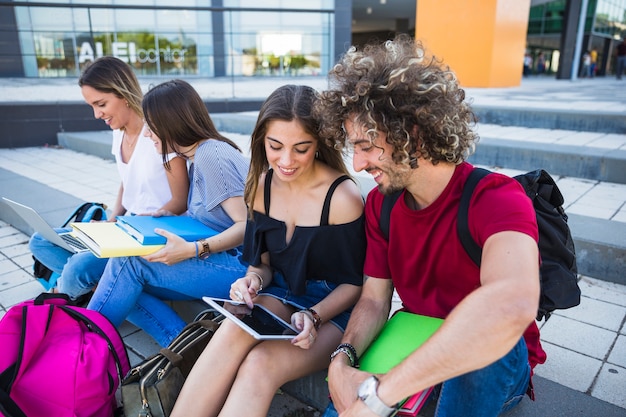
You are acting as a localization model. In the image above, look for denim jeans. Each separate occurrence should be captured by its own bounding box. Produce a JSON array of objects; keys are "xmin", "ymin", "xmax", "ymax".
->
[
  {"xmin": 322, "ymin": 337, "xmax": 530, "ymax": 417},
  {"xmin": 261, "ymin": 271, "xmax": 352, "ymax": 331},
  {"xmin": 29, "ymin": 230, "xmax": 109, "ymax": 299},
  {"xmin": 87, "ymin": 249, "xmax": 248, "ymax": 347}
]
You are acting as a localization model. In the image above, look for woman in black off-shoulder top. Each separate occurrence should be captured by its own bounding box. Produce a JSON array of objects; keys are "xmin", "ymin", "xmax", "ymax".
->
[{"xmin": 172, "ymin": 84, "xmax": 366, "ymax": 417}]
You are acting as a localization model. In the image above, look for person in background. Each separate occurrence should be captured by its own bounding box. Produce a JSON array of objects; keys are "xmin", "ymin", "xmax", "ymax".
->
[
  {"xmin": 580, "ymin": 51, "xmax": 591, "ymax": 78},
  {"xmin": 590, "ymin": 48, "xmax": 598, "ymax": 78},
  {"xmin": 316, "ymin": 35, "xmax": 544, "ymax": 417},
  {"xmin": 171, "ymin": 84, "xmax": 366, "ymax": 417},
  {"xmin": 29, "ymin": 56, "xmax": 188, "ymax": 305},
  {"xmin": 536, "ymin": 52, "xmax": 546, "ymax": 75},
  {"xmin": 616, "ymin": 38, "xmax": 626, "ymax": 80},
  {"xmin": 523, "ymin": 52, "xmax": 533, "ymax": 76},
  {"xmin": 86, "ymin": 79, "xmax": 250, "ymax": 347}
]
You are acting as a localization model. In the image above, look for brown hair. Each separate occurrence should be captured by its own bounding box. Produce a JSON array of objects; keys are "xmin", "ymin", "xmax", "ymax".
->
[
  {"xmin": 315, "ymin": 34, "xmax": 478, "ymax": 168},
  {"xmin": 142, "ymin": 79, "xmax": 241, "ymax": 168},
  {"xmin": 244, "ymin": 84, "xmax": 349, "ymax": 219},
  {"xmin": 78, "ymin": 56, "xmax": 143, "ymax": 120}
]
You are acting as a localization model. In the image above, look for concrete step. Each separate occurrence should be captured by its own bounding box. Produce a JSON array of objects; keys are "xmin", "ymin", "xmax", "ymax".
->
[
  {"xmin": 4, "ymin": 78, "xmax": 626, "ymax": 149},
  {"xmin": 59, "ymin": 115, "xmax": 626, "ymax": 185},
  {"xmin": 55, "ymin": 124, "xmax": 626, "ymax": 286},
  {"xmin": 472, "ymin": 104, "xmax": 626, "ymax": 134},
  {"xmin": 1, "ymin": 150, "xmax": 624, "ymax": 417},
  {"xmin": 472, "ymin": 123, "xmax": 626, "ymax": 184}
]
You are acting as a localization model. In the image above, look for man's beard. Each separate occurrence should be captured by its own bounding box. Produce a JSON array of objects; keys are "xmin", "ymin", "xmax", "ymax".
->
[
  {"xmin": 377, "ymin": 167, "xmax": 409, "ymax": 195},
  {"xmin": 378, "ymin": 182, "xmax": 404, "ymax": 195}
]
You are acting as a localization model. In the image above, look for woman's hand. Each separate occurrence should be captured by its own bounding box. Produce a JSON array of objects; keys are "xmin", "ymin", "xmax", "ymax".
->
[
  {"xmin": 290, "ymin": 310, "xmax": 317, "ymax": 349},
  {"xmin": 144, "ymin": 209, "xmax": 175, "ymax": 218},
  {"xmin": 229, "ymin": 274, "xmax": 261, "ymax": 308},
  {"xmin": 142, "ymin": 228, "xmax": 193, "ymax": 265}
]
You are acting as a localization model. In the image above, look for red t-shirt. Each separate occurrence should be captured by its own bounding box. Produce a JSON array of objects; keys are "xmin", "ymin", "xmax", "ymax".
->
[{"xmin": 364, "ymin": 162, "xmax": 546, "ymax": 370}]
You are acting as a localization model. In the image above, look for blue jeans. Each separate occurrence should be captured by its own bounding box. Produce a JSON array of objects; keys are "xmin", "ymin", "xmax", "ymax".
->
[
  {"xmin": 261, "ymin": 271, "xmax": 352, "ymax": 332},
  {"xmin": 87, "ymin": 249, "xmax": 248, "ymax": 347},
  {"xmin": 322, "ymin": 337, "xmax": 530, "ymax": 417},
  {"xmin": 29, "ymin": 230, "xmax": 108, "ymax": 299}
]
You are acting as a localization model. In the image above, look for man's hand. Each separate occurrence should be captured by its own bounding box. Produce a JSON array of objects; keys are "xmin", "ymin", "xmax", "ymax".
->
[
  {"xmin": 339, "ymin": 400, "xmax": 380, "ymax": 417},
  {"xmin": 327, "ymin": 356, "xmax": 369, "ymax": 413}
]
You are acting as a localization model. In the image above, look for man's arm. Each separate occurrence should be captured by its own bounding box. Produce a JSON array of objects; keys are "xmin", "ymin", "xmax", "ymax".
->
[
  {"xmin": 327, "ymin": 276, "xmax": 395, "ymax": 413},
  {"xmin": 342, "ymin": 231, "xmax": 539, "ymax": 416}
]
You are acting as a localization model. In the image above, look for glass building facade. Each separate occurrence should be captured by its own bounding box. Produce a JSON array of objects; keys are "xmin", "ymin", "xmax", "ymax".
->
[
  {"xmin": 1, "ymin": 0, "xmax": 343, "ymax": 78},
  {"xmin": 527, "ymin": 0, "xmax": 626, "ymax": 76}
]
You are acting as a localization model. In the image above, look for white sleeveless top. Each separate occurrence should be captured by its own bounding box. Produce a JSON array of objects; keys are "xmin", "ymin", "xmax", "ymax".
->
[{"xmin": 111, "ymin": 127, "xmax": 178, "ymax": 214}]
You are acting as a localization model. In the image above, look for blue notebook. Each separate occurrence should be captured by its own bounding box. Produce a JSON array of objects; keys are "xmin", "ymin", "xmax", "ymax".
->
[{"xmin": 115, "ymin": 215, "xmax": 218, "ymax": 245}]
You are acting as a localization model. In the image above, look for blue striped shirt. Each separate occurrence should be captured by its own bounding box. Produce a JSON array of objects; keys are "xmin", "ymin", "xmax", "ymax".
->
[{"xmin": 187, "ymin": 139, "xmax": 249, "ymax": 234}]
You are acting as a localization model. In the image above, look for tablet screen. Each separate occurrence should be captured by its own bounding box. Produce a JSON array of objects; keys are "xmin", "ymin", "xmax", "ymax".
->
[{"xmin": 203, "ymin": 297, "xmax": 298, "ymax": 340}]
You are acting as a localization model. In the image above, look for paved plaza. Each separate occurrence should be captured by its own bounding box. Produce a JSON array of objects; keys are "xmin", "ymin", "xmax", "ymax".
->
[{"xmin": 0, "ymin": 75, "xmax": 625, "ymax": 415}]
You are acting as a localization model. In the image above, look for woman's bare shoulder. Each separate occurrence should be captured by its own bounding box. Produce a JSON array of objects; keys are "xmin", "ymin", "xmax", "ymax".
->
[{"xmin": 328, "ymin": 174, "xmax": 364, "ymax": 224}]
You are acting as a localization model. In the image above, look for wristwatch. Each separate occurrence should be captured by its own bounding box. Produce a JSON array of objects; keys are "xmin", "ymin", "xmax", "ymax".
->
[
  {"xmin": 357, "ymin": 376, "xmax": 399, "ymax": 417},
  {"xmin": 197, "ymin": 239, "xmax": 211, "ymax": 260}
]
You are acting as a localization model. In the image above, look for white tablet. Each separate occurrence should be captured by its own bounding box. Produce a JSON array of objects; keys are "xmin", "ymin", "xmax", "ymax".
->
[{"xmin": 202, "ymin": 297, "xmax": 298, "ymax": 340}]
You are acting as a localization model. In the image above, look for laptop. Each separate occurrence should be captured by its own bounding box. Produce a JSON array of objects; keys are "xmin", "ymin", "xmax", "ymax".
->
[
  {"xmin": 2, "ymin": 197, "xmax": 89, "ymax": 253},
  {"xmin": 203, "ymin": 297, "xmax": 298, "ymax": 340}
]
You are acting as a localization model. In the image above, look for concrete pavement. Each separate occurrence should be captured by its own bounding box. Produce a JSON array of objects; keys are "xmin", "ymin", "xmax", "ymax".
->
[{"xmin": 0, "ymin": 75, "xmax": 625, "ymax": 416}]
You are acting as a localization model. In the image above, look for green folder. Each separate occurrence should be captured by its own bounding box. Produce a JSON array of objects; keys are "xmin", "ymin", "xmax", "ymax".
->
[
  {"xmin": 359, "ymin": 311, "xmax": 444, "ymax": 416},
  {"xmin": 359, "ymin": 311, "xmax": 444, "ymax": 374}
]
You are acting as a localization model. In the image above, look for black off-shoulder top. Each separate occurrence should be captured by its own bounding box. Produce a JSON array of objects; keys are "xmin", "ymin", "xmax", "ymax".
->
[{"xmin": 242, "ymin": 170, "xmax": 366, "ymax": 295}]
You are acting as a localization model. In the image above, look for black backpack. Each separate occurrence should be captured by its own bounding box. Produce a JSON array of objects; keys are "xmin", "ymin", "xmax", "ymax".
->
[
  {"xmin": 379, "ymin": 168, "xmax": 581, "ymax": 321},
  {"xmin": 32, "ymin": 202, "xmax": 107, "ymax": 288}
]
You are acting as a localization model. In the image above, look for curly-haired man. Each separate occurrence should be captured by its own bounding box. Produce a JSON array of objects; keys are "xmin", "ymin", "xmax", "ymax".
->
[{"xmin": 315, "ymin": 35, "xmax": 546, "ymax": 417}]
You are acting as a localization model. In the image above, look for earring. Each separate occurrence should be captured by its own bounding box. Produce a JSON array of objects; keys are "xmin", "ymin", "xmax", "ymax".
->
[
  {"xmin": 315, "ymin": 151, "xmax": 320, "ymax": 159},
  {"xmin": 125, "ymin": 101, "xmax": 130, "ymax": 108}
]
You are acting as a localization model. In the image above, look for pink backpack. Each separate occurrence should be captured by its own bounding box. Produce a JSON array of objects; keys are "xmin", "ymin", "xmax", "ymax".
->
[{"xmin": 0, "ymin": 293, "xmax": 130, "ymax": 417}]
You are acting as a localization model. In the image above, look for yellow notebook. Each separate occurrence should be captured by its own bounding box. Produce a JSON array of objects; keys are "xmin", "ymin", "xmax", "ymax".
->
[{"xmin": 70, "ymin": 222, "xmax": 164, "ymax": 258}]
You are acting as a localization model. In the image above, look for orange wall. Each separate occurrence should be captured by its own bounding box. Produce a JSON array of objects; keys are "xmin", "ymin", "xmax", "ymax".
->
[{"xmin": 415, "ymin": 0, "xmax": 531, "ymax": 87}]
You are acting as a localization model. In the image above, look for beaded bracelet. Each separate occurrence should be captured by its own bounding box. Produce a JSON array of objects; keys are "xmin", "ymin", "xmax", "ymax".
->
[
  {"xmin": 337, "ymin": 343, "xmax": 359, "ymax": 367},
  {"xmin": 330, "ymin": 344, "xmax": 359, "ymax": 368},
  {"xmin": 306, "ymin": 308, "xmax": 322, "ymax": 330},
  {"xmin": 300, "ymin": 308, "xmax": 322, "ymax": 330}
]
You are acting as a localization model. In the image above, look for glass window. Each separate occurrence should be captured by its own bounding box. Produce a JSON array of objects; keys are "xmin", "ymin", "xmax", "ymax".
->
[
  {"xmin": 15, "ymin": 7, "xmax": 32, "ymax": 30},
  {"xmin": 156, "ymin": 9, "xmax": 210, "ymax": 32},
  {"xmin": 72, "ymin": 8, "xmax": 92, "ymax": 32},
  {"xmin": 114, "ymin": 9, "xmax": 155, "ymax": 31},
  {"xmin": 88, "ymin": 9, "xmax": 116, "ymax": 32},
  {"xmin": 31, "ymin": 31, "xmax": 78, "ymax": 77},
  {"xmin": 29, "ymin": 7, "xmax": 74, "ymax": 31},
  {"xmin": 223, "ymin": 0, "xmax": 333, "ymax": 9},
  {"xmin": 13, "ymin": 2, "xmax": 333, "ymax": 79}
]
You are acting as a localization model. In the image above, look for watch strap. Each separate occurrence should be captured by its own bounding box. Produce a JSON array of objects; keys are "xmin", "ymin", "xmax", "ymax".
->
[{"xmin": 359, "ymin": 376, "xmax": 399, "ymax": 417}]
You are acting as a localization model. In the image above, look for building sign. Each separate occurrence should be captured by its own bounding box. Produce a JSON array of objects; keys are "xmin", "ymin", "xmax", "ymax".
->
[{"xmin": 78, "ymin": 42, "xmax": 188, "ymax": 64}]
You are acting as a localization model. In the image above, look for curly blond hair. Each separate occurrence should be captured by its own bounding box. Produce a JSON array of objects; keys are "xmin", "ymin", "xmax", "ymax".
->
[{"xmin": 315, "ymin": 35, "xmax": 478, "ymax": 168}]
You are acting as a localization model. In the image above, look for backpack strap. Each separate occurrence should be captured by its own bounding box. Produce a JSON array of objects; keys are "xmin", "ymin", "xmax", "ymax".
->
[
  {"xmin": 61, "ymin": 202, "xmax": 107, "ymax": 227},
  {"xmin": 457, "ymin": 168, "xmax": 491, "ymax": 266},
  {"xmin": 0, "ymin": 386, "xmax": 28, "ymax": 417},
  {"xmin": 379, "ymin": 190, "xmax": 404, "ymax": 240}
]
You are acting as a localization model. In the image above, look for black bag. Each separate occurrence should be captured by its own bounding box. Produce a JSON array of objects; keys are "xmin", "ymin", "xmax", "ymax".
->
[
  {"xmin": 121, "ymin": 310, "xmax": 223, "ymax": 417},
  {"xmin": 379, "ymin": 168, "xmax": 581, "ymax": 322},
  {"xmin": 32, "ymin": 202, "xmax": 107, "ymax": 290}
]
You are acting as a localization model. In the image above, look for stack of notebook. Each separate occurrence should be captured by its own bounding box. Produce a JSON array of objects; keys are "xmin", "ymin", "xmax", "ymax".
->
[{"xmin": 70, "ymin": 216, "xmax": 217, "ymax": 258}]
